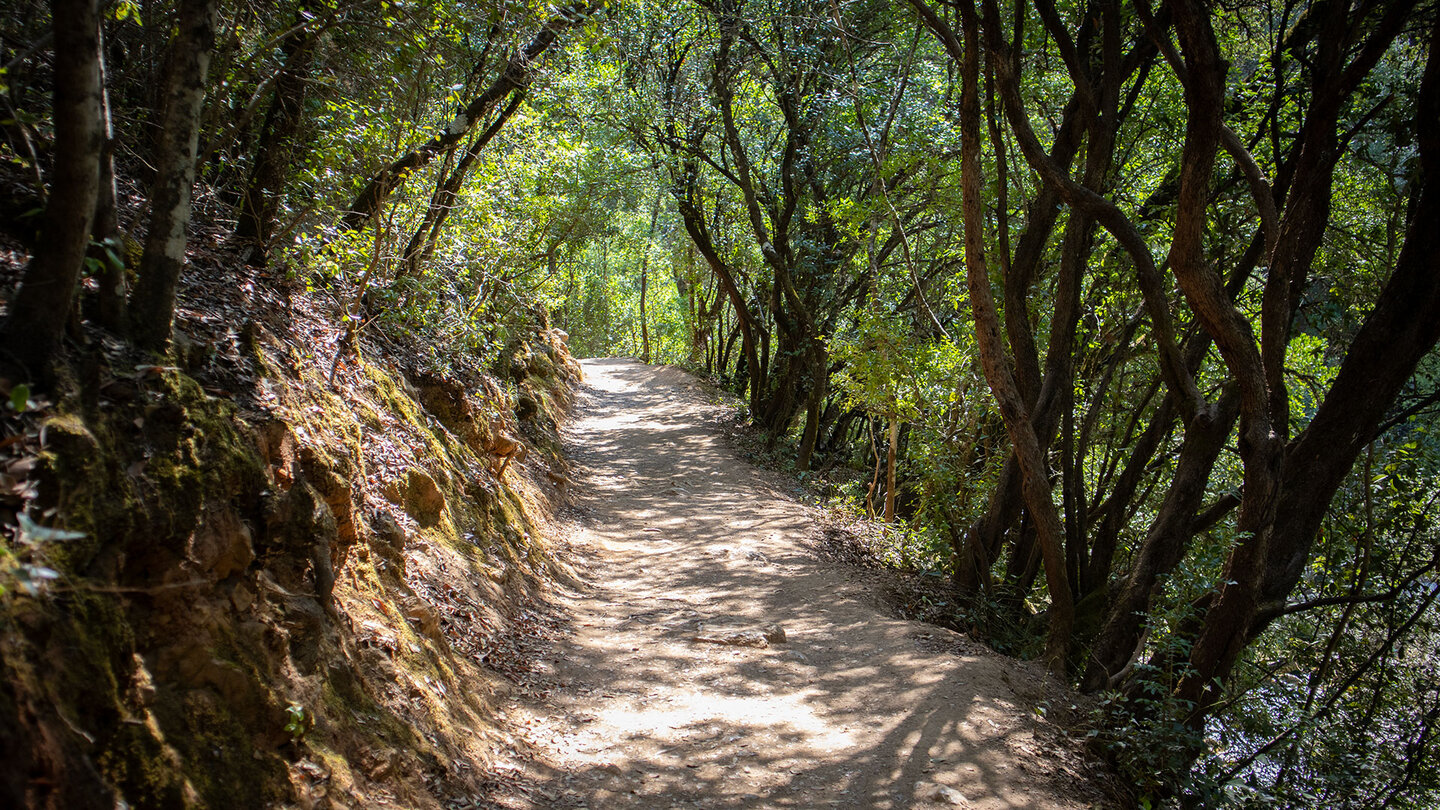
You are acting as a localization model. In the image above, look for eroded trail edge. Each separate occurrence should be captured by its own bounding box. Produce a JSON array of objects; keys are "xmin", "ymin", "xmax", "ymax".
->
[{"xmin": 493, "ymin": 359, "xmax": 1103, "ymax": 809}]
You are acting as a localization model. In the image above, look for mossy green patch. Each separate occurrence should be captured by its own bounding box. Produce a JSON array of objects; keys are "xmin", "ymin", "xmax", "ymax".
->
[
  {"xmin": 155, "ymin": 688, "xmax": 283, "ymax": 808},
  {"xmin": 98, "ymin": 723, "xmax": 189, "ymax": 810}
]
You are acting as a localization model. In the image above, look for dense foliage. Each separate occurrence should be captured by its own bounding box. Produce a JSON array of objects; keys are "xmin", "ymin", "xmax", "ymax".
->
[{"xmin": 2, "ymin": 0, "xmax": 1437, "ymax": 805}]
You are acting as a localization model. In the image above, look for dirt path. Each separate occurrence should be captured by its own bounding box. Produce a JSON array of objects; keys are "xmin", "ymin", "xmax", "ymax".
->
[{"xmin": 494, "ymin": 359, "xmax": 1105, "ymax": 809}]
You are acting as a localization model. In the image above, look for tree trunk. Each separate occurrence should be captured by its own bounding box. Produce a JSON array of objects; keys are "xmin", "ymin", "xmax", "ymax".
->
[
  {"xmin": 234, "ymin": 4, "xmax": 322, "ymax": 255},
  {"xmin": 1176, "ymin": 23, "xmax": 1440, "ymax": 714},
  {"xmin": 956, "ymin": 0, "xmax": 1071, "ymax": 674},
  {"xmin": 1170, "ymin": 0, "xmax": 1436, "ymax": 721},
  {"xmin": 884, "ymin": 415, "xmax": 900, "ymax": 522},
  {"xmin": 758, "ymin": 344, "xmax": 802, "ymax": 444},
  {"xmin": 1073, "ymin": 0, "xmax": 1332, "ymax": 691},
  {"xmin": 794, "ymin": 341, "xmax": 826, "ymax": 470},
  {"xmin": 399, "ymin": 91, "xmax": 525, "ymax": 278},
  {"xmin": 0, "ymin": 0, "xmax": 103, "ymax": 385},
  {"xmin": 672, "ymin": 175, "xmax": 767, "ymax": 417},
  {"xmin": 637, "ymin": 190, "xmax": 661, "ymax": 364},
  {"xmin": 1159, "ymin": 0, "xmax": 1282, "ymax": 714},
  {"xmin": 129, "ymin": 0, "xmax": 218, "ymax": 352},
  {"xmin": 917, "ymin": 0, "xmax": 1145, "ymax": 595},
  {"xmin": 639, "ymin": 268, "xmax": 650, "ymax": 363},
  {"xmin": 1081, "ymin": 389, "xmax": 1238, "ymax": 691},
  {"xmin": 92, "ymin": 26, "xmax": 127, "ymax": 333},
  {"xmin": 1084, "ymin": 385, "xmax": 1172, "ymax": 596}
]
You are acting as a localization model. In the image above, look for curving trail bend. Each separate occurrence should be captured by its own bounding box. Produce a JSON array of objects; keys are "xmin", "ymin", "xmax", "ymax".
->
[{"xmin": 494, "ymin": 358, "xmax": 1102, "ymax": 809}]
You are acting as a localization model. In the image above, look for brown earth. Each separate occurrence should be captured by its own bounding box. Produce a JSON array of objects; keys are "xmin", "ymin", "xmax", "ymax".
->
[{"xmin": 485, "ymin": 358, "xmax": 1114, "ymax": 809}]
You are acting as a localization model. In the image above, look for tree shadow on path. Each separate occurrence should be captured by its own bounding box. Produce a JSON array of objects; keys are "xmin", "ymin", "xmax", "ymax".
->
[{"xmin": 496, "ymin": 359, "xmax": 1108, "ymax": 810}]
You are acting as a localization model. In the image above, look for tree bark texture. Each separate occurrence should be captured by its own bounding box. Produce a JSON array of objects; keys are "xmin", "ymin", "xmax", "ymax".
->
[
  {"xmin": 129, "ymin": 0, "xmax": 218, "ymax": 352},
  {"xmin": 234, "ymin": 3, "xmax": 324, "ymax": 251},
  {"xmin": 1, "ymin": 0, "xmax": 103, "ymax": 384},
  {"xmin": 956, "ymin": 0, "xmax": 1072, "ymax": 675}
]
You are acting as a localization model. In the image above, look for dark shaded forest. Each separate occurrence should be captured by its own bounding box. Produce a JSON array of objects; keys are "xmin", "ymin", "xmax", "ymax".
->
[{"xmin": 1, "ymin": 0, "xmax": 1437, "ymax": 806}]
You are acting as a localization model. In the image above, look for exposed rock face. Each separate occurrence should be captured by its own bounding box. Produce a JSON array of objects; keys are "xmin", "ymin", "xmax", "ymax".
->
[
  {"xmin": 413, "ymin": 371, "xmax": 487, "ymax": 453},
  {"xmin": 403, "ymin": 466, "xmax": 446, "ymax": 527},
  {"xmin": 300, "ymin": 444, "xmax": 359, "ymax": 551},
  {"xmin": 187, "ymin": 506, "xmax": 254, "ymax": 580},
  {"xmin": 400, "ymin": 595, "xmax": 443, "ymax": 640}
]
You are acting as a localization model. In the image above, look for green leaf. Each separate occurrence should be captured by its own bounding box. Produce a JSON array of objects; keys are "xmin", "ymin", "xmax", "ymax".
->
[
  {"xmin": 283, "ymin": 703, "xmax": 310, "ymax": 741},
  {"xmin": 9, "ymin": 383, "xmax": 30, "ymax": 412},
  {"xmin": 113, "ymin": 1, "xmax": 140, "ymax": 23}
]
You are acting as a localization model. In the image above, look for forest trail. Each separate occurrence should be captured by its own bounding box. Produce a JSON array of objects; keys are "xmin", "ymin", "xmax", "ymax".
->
[{"xmin": 492, "ymin": 359, "xmax": 1102, "ymax": 809}]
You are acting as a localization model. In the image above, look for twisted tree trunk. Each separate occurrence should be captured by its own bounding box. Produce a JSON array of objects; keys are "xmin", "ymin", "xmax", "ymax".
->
[{"xmin": 956, "ymin": 0, "xmax": 1072, "ymax": 675}]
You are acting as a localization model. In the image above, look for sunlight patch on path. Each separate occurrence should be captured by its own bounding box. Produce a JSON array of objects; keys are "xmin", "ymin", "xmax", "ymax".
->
[{"xmin": 586, "ymin": 689, "xmax": 856, "ymax": 756}]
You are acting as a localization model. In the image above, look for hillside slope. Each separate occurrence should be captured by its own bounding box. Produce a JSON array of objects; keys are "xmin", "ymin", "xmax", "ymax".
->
[{"xmin": 0, "ymin": 257, "xmax": 583, "ymax": 809}]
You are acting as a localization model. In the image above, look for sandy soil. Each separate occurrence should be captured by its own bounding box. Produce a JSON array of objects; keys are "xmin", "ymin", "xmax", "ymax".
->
[{"xmin": 491, "ymin": 358, "xmax": 1109, "ymax": 809}]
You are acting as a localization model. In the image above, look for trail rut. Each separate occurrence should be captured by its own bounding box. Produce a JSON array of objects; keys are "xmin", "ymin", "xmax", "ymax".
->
[{"xmin": 492, "ymin": 358, "xmax": 1106, "ymax": 809}]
